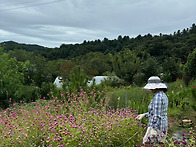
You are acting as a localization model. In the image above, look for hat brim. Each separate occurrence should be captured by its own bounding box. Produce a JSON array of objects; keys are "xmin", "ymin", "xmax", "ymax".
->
[{"xmin": 143, "ymin": 83, "xmax": 167, "ymax": 90}]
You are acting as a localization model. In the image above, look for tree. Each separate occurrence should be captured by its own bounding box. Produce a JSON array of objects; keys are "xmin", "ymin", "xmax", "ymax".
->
[
  {"xmin": 8, "ymin": 49, "xmax": 35, "ymax": 85},
  {"xmin": 162, "ymin": 57, "xmax": 181, "ymax": 82},
  {"xmin": 65, "ymin": 66, "xmax": 89, "ymax": 94},
  {"xmin": 183, "ymin": 48, "xmax": 196, "ymax": 85},
  {"xmin": 112, "ymin": 48, "xmax": 140, "ymax": 84},
  {"xmin": 8, "ymin": 49, "xmax": 55, "ymax": 86},
  {"xmin": 78, "ymin": 52, "xmax": 112, "ymax": 76},
  {"xmin": 0, "ymin": 49, "xmax": 30, "ymax": 108},
  {"xmin": 133, "ymin": 57, "xmax": 160, "ymax": 86},
  {"xmin": 142, "ymin": 57, "xmax": 160, "ymax": 80},
  {"xmin": 58, "ymin": 60, "xmax": 76, "ymax": 80}
]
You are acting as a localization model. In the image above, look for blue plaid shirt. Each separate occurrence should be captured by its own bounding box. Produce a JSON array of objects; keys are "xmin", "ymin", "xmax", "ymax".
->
[{"xmin": 145, "ymin": 91, "xmax": 168, "ymax": 132}]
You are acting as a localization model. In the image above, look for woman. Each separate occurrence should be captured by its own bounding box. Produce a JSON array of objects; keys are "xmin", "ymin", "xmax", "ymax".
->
[{"xmin": 136, "ymin": 76, "xmax": 168, "ymax": 147}]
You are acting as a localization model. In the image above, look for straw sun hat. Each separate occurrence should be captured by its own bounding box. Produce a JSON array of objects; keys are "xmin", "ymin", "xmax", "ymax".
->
[{"xmin": 143, "ymin": 76, "xmax": 168, "ymax": 90}]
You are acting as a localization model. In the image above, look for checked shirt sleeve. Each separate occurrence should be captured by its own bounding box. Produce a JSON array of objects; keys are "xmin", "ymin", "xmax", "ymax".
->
[{"xmin": 151, "ymin": 93, "xmax": 162, "ymax": 130}]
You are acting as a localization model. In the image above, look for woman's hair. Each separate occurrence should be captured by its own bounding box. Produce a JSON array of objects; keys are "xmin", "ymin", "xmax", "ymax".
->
[
  {"xmin": 159, "ymin": 82, "xmax": 169, "ymax": 92},
  {"xmin": 159, "ymin": 88, "xmax": 168, "ymax": 92}
]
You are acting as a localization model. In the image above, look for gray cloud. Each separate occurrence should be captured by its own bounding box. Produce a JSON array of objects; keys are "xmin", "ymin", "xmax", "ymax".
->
[{"xmin": 0, "ymin": 0, "xmax": 195, "ymax": 47}]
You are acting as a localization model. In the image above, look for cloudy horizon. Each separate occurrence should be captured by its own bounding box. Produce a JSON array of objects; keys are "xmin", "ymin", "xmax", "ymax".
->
[{"xmin": 0, "ymin": 0, "xmax": 195, "ymax": 48}]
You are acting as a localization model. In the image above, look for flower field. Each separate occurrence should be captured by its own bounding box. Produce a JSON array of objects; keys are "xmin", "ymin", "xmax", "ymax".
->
[{"xmin": 0, "ymin": 89, "xmax": 144, "ymax": 147}]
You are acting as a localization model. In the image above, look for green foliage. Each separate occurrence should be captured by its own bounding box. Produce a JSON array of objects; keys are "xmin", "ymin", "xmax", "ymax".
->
[
  {"xmin": 8, "ymin": 49, "xmax": 55, "ymax": 87},
  {"xmin": 132, "ymin": 72, "xmax": 146, "ymax": 86},
  {"xmin": 190, "ymin": 80, "xmax": 196, "ymax": 111},
  {"xmin": 1, "ymin": 24, "xmax": 196, "ymax": 85},
  {"xmin": 98, "ymin": 76, "xmax": 126, "ymax": 88},
  {"xmin": 1, "ymin": 24, "xmax": 195, "ymax": 65},
  {"xmin": 134, "ymin": 57, "xmax": 160, "ymax": 86},
  {"xmin": 64, "ymin": 66, "xmax": 89, "ymax": 94},
  {"xmin": 141, "ymin": 57, "xmax": 160, "ymax": 79},
  {"xmin": 0, "ymin": 51, "xmax": 30, "ymax": 108},
  {"xmin": 1, "ymin": 24, "xmax": 196, "ymax": 110},
  {"xmin": 0, "ymin": 41, "xmax": 47, "ymax": 52},
  {"xmin": 78, "ymin": 52, "xmax": 113, "ymax": 76},
  {"xmin": 57, "ymin": 60, "xmax": 76, "ymax": 80},
  {"xmin": 19, "ymin": 85, "xmax": 39, "ymax": 103},
  {"xmin": 40, "ymin": 82, "xmax": 57, "ymax": 99},
  {"xmin": 161, "ymin": 57, "xmax": 181, "ymax": 82},
  {"xmin": 183, "ymin": 48, "xmax": 196, "ymax": 85},
  {"xmin": 165, "ymin": 80, "xmax": 194, "ymax": 117},
  {"xmin": 30, "ymin": 55, "xmax": 54, "ymax": 87},
  {"xmin": 113, "ymin": 49, "xmax": 141, "ymax": 84}
]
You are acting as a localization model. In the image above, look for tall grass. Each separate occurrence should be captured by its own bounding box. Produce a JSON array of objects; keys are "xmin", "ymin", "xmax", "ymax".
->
[
  {"xmin": 108, "ymin": 86, "xmax": 151, "ymax": 114},
  {"xmin": 167, "ymin": 79, "xmax": 195, "ymax": 117}
]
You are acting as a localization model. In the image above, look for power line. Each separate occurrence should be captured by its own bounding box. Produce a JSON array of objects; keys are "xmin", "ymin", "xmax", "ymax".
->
[
  {"xmin": 1, "ymin": 0, "xmax": 44, "ymax": 7},
  {"xmin": 0, "ymin": 0, "xmax": 67, "ymax": 13}
]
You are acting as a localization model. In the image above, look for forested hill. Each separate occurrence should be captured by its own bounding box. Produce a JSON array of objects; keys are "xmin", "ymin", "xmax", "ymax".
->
[
  {"xmin": 1, "ymin": 24, "xmax": 196, "ymax": 62},
  {"xmin": 0, "ymin": 41, "xmax": 49, "ymax": 52},
  {"xmin": 46, "ymin": 23, "xmax": 196, "ymax": 61}
]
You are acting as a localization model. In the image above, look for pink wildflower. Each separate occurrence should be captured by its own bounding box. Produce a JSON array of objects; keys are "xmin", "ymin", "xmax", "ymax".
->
[{"xmin": 73, "ymin": 125, "xmax": 77, "ymax": 128}]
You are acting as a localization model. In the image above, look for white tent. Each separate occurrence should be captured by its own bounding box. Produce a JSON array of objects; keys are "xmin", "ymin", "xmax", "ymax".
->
[
  {"xmin": 87, "ymin": 76, "xmax": 118, "ymax": 86},
  {"xmin": 53, "ymin": 76, "xmax": 63, "ymax": 88},
  {"xmin": 54, "ymin": 76, "xmax": 119, "ymax": 88}
]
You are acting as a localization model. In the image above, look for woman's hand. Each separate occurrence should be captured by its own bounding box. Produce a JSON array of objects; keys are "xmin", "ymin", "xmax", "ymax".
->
[{"xmin": 135, "ymin": 114, "xmax": 145, "ymax": 120}]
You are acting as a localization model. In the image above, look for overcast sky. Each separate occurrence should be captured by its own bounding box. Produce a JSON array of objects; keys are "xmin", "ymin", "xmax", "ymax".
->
[{"xmin": 0, "ymin": 0, "xmax": 195, "ymax": 48}]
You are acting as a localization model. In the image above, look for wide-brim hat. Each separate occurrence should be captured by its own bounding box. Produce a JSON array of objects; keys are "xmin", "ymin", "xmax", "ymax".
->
[{"xmin": 143, "ymin": 76, "xmax": 167, "ymax": 90}]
